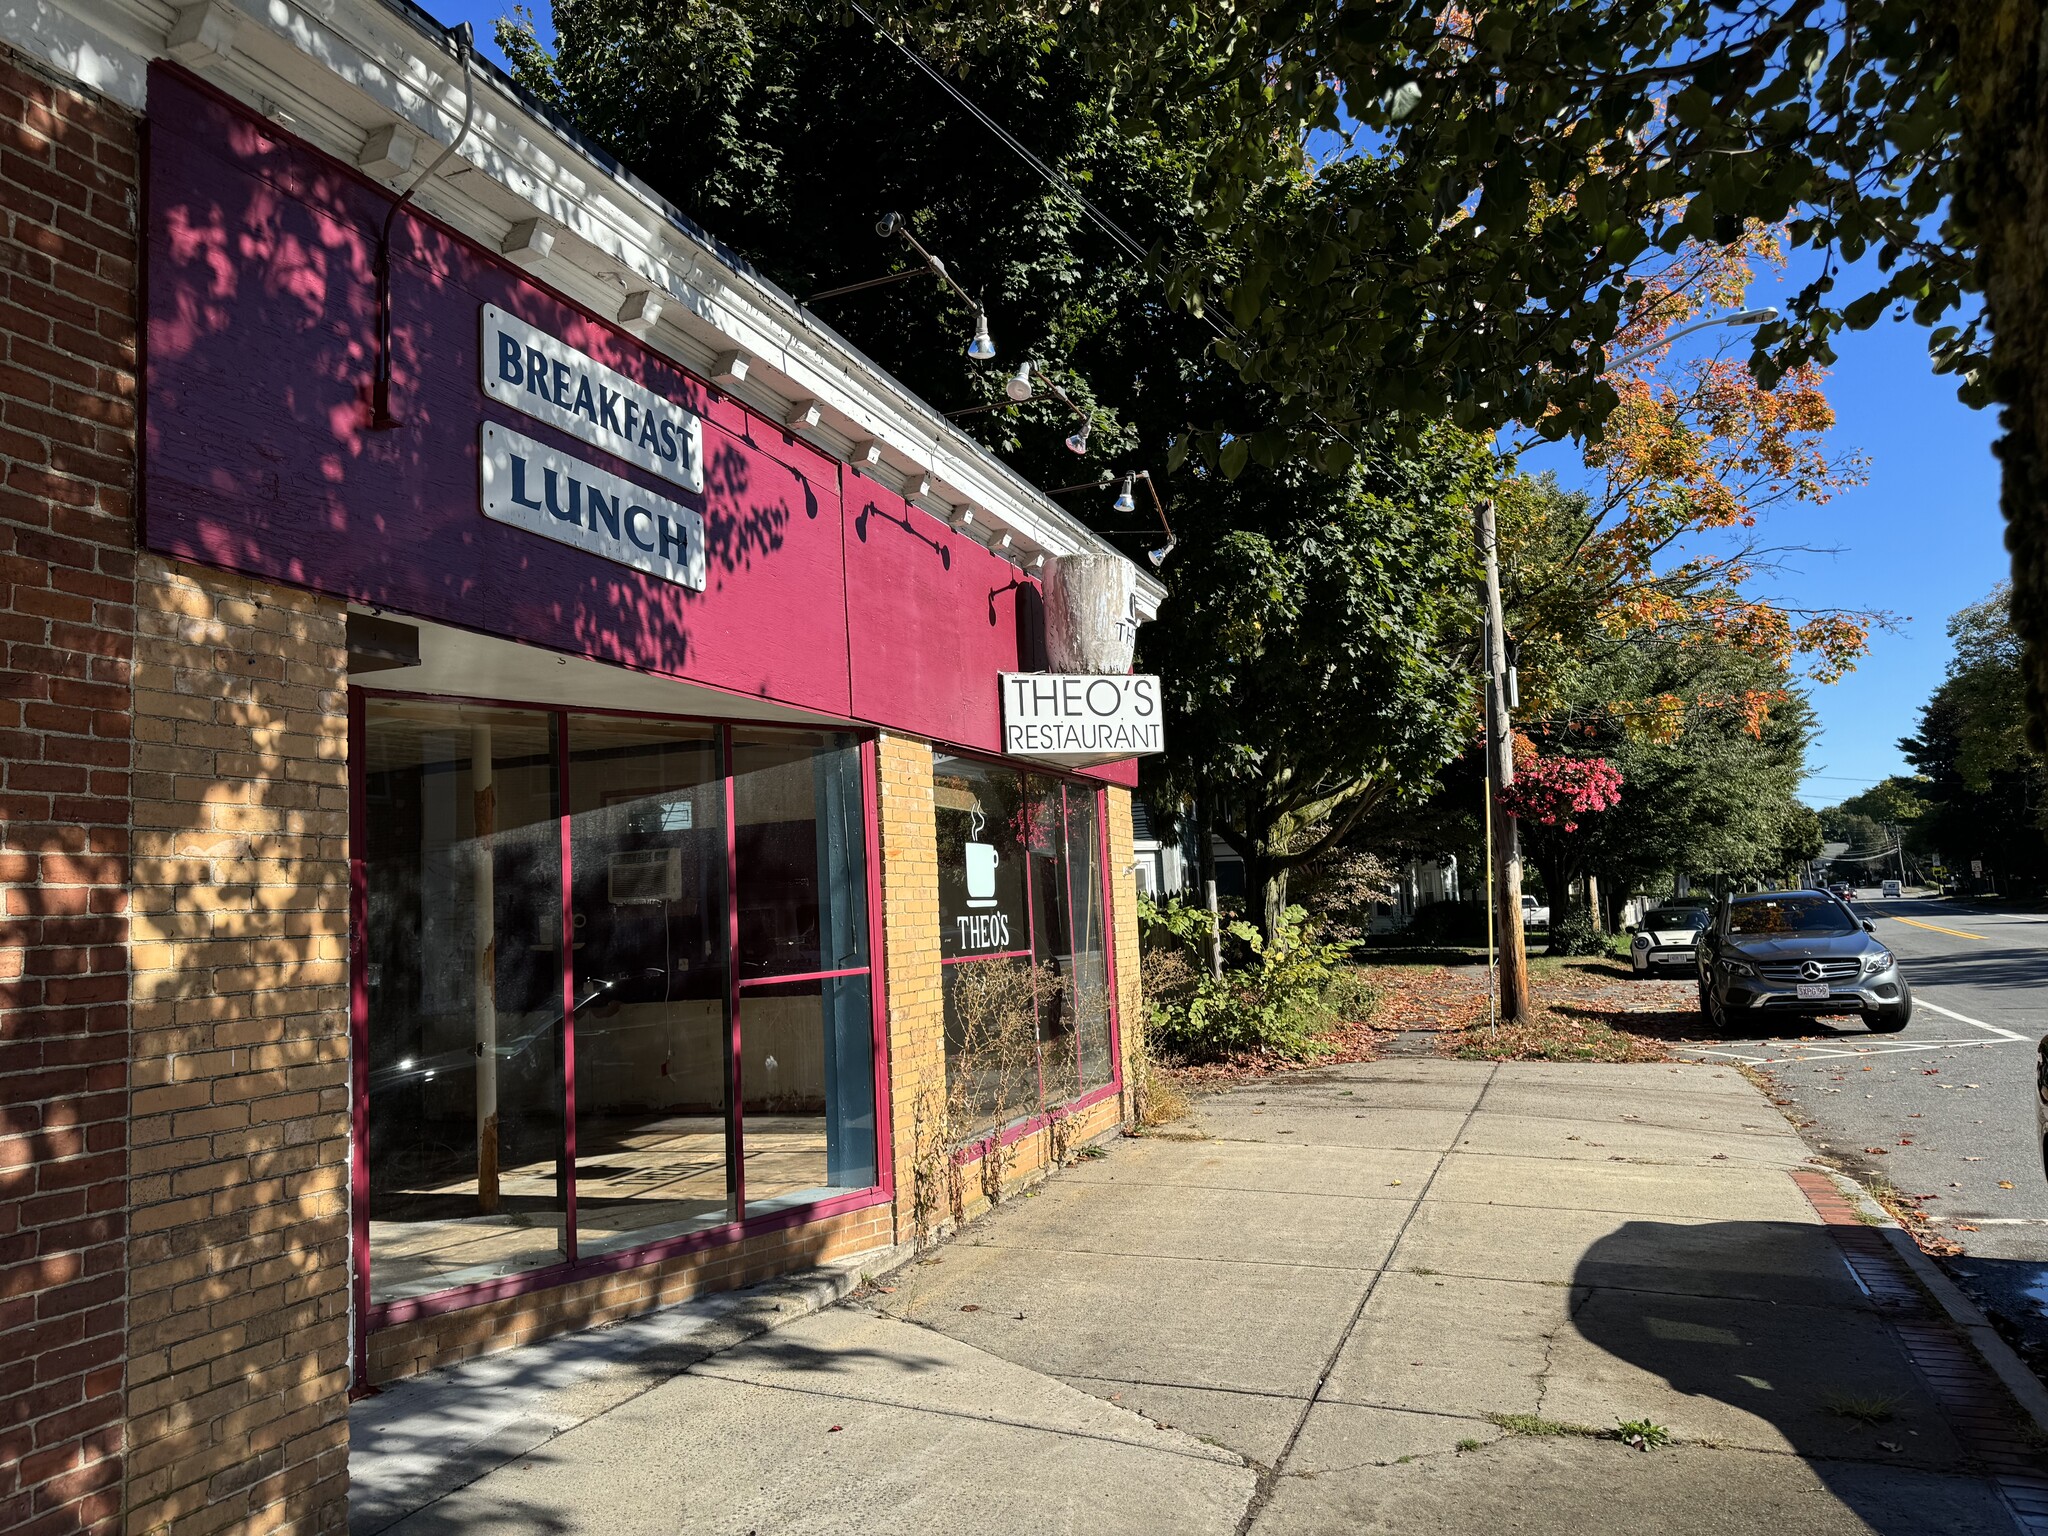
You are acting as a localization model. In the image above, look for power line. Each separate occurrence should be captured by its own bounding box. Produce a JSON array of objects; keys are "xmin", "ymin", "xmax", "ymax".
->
[
  {"xmin": 843, "ymin": 0, "xmax": 1151, "ymax": 267},
  {"xmin": 840, "ymin": 1, "xmax": 1365, "ymax": 459}
]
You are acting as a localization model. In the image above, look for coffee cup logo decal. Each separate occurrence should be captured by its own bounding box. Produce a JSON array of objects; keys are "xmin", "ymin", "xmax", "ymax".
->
[{"xmin": 965, "ymin": 804, "xmax": 998, "ymax": 909}]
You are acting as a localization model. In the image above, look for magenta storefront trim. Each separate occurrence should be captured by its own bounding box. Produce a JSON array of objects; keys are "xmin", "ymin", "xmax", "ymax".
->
[
  {"xmin": 365, "ymin": 1184, "xmax": 896, "ymax": 1332},
  {"xmin": 949, "ymin": 1082, "xmax": 1123, "ymax": 1169}
]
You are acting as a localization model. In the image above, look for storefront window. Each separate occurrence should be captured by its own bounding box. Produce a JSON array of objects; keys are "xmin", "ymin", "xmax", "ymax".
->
[
  {"xmin": 934, "ymin": 754, "xmax": 1118, "ymax": 1133},
  {"xmin": 567, "ymin": 718, "xmax": 730, "ymax": 1257},
  {"xmin": 733, "ymin": 730, "xmax": 876, "ymax": 1211},
  {"xmin": 364, "ymin": 702, "xmax": 566, "ymax": 1302},
  {"xmin": 359, "ymin": 702, "xmax": 881, "ymax": 1307}
]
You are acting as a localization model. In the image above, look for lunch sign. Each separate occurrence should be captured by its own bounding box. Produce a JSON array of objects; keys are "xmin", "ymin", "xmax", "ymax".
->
[{"xmin": 477, "ymin": 305, "xmax": 707, "ymax": 590}]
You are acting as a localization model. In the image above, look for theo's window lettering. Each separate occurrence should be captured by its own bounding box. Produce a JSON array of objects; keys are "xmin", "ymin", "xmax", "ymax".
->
[{"xmin": 933, "ymin": 755, "xmax": 1115, "ymax": 1133}]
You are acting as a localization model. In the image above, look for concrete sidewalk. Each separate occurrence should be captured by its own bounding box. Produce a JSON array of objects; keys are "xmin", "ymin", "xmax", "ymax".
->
[{"xmin": 354, "ymin": 1059, "xmax": 2042, "ymax": 1534}]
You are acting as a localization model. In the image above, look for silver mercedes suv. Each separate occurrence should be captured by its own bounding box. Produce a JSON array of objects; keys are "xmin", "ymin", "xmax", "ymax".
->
[{"xmin": 1697, "ymin": 890, "xmax": 1911, "ymax": 1034}]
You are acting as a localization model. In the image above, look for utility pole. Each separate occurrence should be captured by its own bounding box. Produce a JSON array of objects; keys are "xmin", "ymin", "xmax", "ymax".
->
[{"xmin": 1476, "ymin": 498, "xmax": 1531, "ymax": 1022}]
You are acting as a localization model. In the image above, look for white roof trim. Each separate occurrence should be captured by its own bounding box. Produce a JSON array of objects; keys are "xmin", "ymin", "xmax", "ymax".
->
[{"xmin": 1, "ymin": 0, "xmax": 1166, "ymax": 617}]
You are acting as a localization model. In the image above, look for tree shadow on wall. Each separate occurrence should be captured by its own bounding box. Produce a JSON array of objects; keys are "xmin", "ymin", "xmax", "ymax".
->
[{"xmin": 146, "ymin": 108, "xmax": 811, "ymax": 685}]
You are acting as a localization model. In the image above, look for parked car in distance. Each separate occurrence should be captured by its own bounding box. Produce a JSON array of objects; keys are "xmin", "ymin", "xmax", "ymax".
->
[
  {"xmin": 1697, "ymin": 890, "xmax": 1911, "ymax": 1034},
  {"xmin": 1520, "ymin": 893, "xmax": 1549, "ymax": 929},
  {"xmin": 1629, "ymin": 905, "xmax": 1711, "ymax": 975},
  {"xmin": 1881, "ymin": 879, "xmax": 1903, "ymax": 898}
]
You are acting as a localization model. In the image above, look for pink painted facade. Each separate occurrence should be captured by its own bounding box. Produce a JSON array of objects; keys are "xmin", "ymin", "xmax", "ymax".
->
[{"xmin": 141, "ymin": 63, "xmax": 1136, "ymax": 784}]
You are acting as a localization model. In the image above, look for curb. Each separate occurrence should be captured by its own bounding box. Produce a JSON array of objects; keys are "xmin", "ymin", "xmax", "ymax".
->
[
  {"xmin": 1880, "ymin": 1225, "xmax": 2048, "ymax": 1440},
  {"xmin": 1826, "ymin": 1170, "xmax": 2048, "ymax": 1440},
  {"xmin": 350, "ymin": 1241, "xmax": 918, "ymax": 1534}
]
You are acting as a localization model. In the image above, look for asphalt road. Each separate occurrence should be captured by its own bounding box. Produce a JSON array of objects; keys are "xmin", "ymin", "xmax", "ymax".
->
[{"xmin": 1668, "ymin": 890, "xmax": 2048, "ymax": 1370}]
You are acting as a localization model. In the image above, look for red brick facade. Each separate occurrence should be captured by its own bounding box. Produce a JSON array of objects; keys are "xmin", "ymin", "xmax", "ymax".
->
[{"xmin": 0, "ymin": 39, "xmax": 138, "ymax": 1536}]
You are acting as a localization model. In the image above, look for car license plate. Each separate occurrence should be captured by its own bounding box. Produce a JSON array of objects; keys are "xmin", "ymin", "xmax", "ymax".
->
[{"xmin": 1796, "ymin": 983, "xmax": 1829, "ymax": 1001}]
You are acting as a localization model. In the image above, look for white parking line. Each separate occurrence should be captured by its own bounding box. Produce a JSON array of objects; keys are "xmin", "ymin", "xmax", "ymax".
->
[
  {"xmin": 1681, "ymin": 1037, "xmax": 2018, "ymax": 1066},
  {"xmin": 1916, "ymin": 997, "xmax": 2027, "ymax": 1042}
]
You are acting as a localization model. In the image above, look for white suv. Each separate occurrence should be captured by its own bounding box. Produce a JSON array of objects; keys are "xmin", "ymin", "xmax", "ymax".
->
[{"xmin": 1631, "ymin": 905, "xmax": 1711, "ymax": 975}]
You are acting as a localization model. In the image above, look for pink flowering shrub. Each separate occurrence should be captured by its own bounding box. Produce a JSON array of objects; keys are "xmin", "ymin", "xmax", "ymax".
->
[{"xmin": 1498, "ymin": 755, "xmax": 1624, "ymax": 833}]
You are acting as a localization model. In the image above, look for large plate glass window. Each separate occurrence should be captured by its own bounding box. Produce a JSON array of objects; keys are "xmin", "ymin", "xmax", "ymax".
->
[
  {"xmin": 567, "ymin": 718, "xmax": 730, "ymax": 1257},
  {"xmin": 363, "ymin": 702, "xmax": 565, "ymax": 1302},
  {"xmin": 357, "ymin": 702, "xmax": 882, "ymax": 1310},
  {"xmin": 933, "ymin": 753, "xmax": 1118, "ymax": 1134}
]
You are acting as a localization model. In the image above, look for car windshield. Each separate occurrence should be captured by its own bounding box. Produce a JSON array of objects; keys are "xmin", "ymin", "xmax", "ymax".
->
[
  {"xmin": 1645, "ymin": 909, "xmax": 1709, "ymax": 930},
  {"xmin": 1727, "ymin": 897, "xmax": 1858, "ymax": 937}
]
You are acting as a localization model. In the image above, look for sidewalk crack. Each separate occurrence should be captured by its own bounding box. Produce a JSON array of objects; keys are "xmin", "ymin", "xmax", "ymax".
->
[{"xmin": 1231, "ymin": 1061, "xmax": 1503, "ymax": 1536}]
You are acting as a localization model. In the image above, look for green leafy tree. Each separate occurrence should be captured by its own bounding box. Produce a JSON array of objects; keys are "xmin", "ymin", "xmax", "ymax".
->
[
  {"xmin": 1835, "ymin": 777, "xmax": 1930, "ymax": 829},
  {"xmin": 497, "ymin": 0, "xmax": 1219, "ymax": 487},
  {"xmin": 878, "ymin": 1, "xmax": 1968, "ymax": 447},
  {"xmin": 1141, "ymin": 434, "xmax": 1485, "ymax": 941},
  {"xmin": 1899, "ymin": 586, "xmax": 2048, "ymax": 894}
]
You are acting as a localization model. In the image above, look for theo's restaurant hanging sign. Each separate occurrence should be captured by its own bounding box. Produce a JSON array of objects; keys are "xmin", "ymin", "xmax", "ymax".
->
[{"xmin": 1002, "ymin": 672, "xmax": 1163, "ymax": 767}]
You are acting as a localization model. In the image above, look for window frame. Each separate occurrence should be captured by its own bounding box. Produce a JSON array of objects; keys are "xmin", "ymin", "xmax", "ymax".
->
[
  {"xmin": 347, "ymin": 687, "xmax": 892, "ymax": 1385},
  {"xmin": 931, "ymin": 749, "xmax": 1126, "ymax": 1160}
]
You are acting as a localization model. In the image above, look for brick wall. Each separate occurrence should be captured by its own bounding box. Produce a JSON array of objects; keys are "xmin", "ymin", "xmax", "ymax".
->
[
  {"xmin": 125, "ymin": 558, "xmax": 351, "ymax": 1535},
  {"xmin": 0, "ymin": 41, "xmax": 137, "ymax": 1536},
  {"xmin": 1104, "ymin": 788, "xmax": 1142, "ymax": 1105},
  {"xmin": 873, "ymin": 735, "xmax": 942, "ymax": 1244}
]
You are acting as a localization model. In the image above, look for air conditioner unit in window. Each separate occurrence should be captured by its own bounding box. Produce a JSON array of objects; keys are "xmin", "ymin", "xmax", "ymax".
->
[{"xmin": 608, "ymin": 848, "xmax": 681, "ymax": 904}]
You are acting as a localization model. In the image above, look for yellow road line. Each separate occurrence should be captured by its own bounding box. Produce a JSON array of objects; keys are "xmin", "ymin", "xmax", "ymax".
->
[{"xmin": 1878, "ymin": 913, "xmax": 1991, "ymax": 942}]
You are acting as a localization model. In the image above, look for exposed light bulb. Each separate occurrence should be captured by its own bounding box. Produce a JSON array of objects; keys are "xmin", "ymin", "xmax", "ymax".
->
[
  {"xmin": 1004, "ymin": 361, "xmax": 1034, "ymax": 401},
  {"xmin": 966, "ymin": 309, "xmax": 996, "ymax": 361},
  {"xmin": 1064, "ymin": 418, "xmax": 1092, "ymax": 456},
  {"xmin": 1113, "ymin": 473, "xmax": 1136, "ymax": 513}
]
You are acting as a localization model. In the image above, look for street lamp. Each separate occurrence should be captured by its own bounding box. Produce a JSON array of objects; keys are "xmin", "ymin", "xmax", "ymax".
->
[{"xmin": 1605, "ymin": 306, "xmax": 1779, "ymax": 373}]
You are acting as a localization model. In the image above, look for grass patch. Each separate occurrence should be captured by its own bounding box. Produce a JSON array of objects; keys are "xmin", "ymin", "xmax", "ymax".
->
[
  {"xmin": 1455, "ymin": 1437, "xmax": 1484, "ymax": 1453},
  {"xmin": 1436, "ymin": 1008, "xmax": 1669, "ymax": 1064},
  {"xmin": 1821, "ymin": 1392, "xmax": 1901, "ymax": 1426},
  {"xmin": 1486, "ymin": 1412, "xmax": 1601, "ymax": 1437}
]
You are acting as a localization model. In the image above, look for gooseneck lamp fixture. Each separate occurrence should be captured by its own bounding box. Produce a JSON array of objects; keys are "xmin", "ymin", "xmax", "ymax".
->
[
  {"xmin": 809, "ymin": 211, "xmax": 997, "ymax": 362},
  {"xmin": 371, "ymin": 22, "xmax": 477, "ymax": 429},
  {"xmin": 1049, "ymin": 468, "xmax": 1177, "ymax": 568},
  {"xmin": 1604, "ymin": 306, "xmax": 1780, "ymax": 373}
]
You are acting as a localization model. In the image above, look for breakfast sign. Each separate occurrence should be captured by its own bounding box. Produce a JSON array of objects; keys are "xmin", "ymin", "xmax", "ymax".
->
[{"xmin": 477, "ymin": 305, "xmax": 706, "ymax": 589}]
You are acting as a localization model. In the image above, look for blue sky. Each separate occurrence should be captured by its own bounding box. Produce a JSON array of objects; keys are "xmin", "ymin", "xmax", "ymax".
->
[
  {"xmin": 435, "ymin": 0, "xmax": 2012, "ymax": 809},
  {"xmin": 1522, "ymin": 253, "xmax": 2007, "ymax": 808}
]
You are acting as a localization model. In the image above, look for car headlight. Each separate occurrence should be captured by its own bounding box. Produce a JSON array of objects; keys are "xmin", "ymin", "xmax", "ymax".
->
[
  {"xmin": 1722, "ymin": 958, "xmax": 1755, "ymax": 978},
  {"xmin": 1633, "ymin": 933, "xmax": 1652, "ymax": 948},
  {"xmin": 1863, "ymin": 950, "xmax": 1895, "ymax": 977}
]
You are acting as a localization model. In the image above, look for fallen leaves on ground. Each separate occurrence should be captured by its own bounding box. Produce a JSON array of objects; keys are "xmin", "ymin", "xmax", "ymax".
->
[
  {"xmin": 1366, "ymin": 957, "xmax": 1688, "ymax": 1063},
  {"xmin": 1435, "ymin": 1007, "xmax": 1672, "ymax": 1064}
]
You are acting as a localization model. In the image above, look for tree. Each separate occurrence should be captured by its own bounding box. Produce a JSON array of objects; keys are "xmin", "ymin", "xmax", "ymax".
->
[
  {"xmin": 1499, "ymin": 746, "xmax": 1625, "ymax": 940},
  {"xmin": 871, "ymin": 1, "xmax": 2048, "ymax": 765},
  {"xmin": 1141, "ymin": 432, "xmax": 1486, "ymax": 941},
  {"xmin": 880, "ymin": 1, "xmax": 1966, "ymax": 448},
  {"xmin": 498, "ymin": 0, "xmax": 1219, "ymax": 489},
  {"xmin": 1835, "ymin": 777, "xmax": 1930, "ymax": 829},
  {"xmin": 1898, "ymin": 585, "xmax": 2048, "ymax": 894}
]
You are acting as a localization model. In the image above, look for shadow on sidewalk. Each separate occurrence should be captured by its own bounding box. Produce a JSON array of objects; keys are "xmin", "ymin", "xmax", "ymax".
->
[{"xmin": 1571, "ymin": 1219, "xmax": 2014, "ymax": 1535}]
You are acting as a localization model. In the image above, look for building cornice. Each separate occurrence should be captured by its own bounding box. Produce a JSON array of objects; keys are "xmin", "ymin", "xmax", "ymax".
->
[{"xmin": 3, "ymin": 0, "xmax": 1166, "ymax": 616}]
